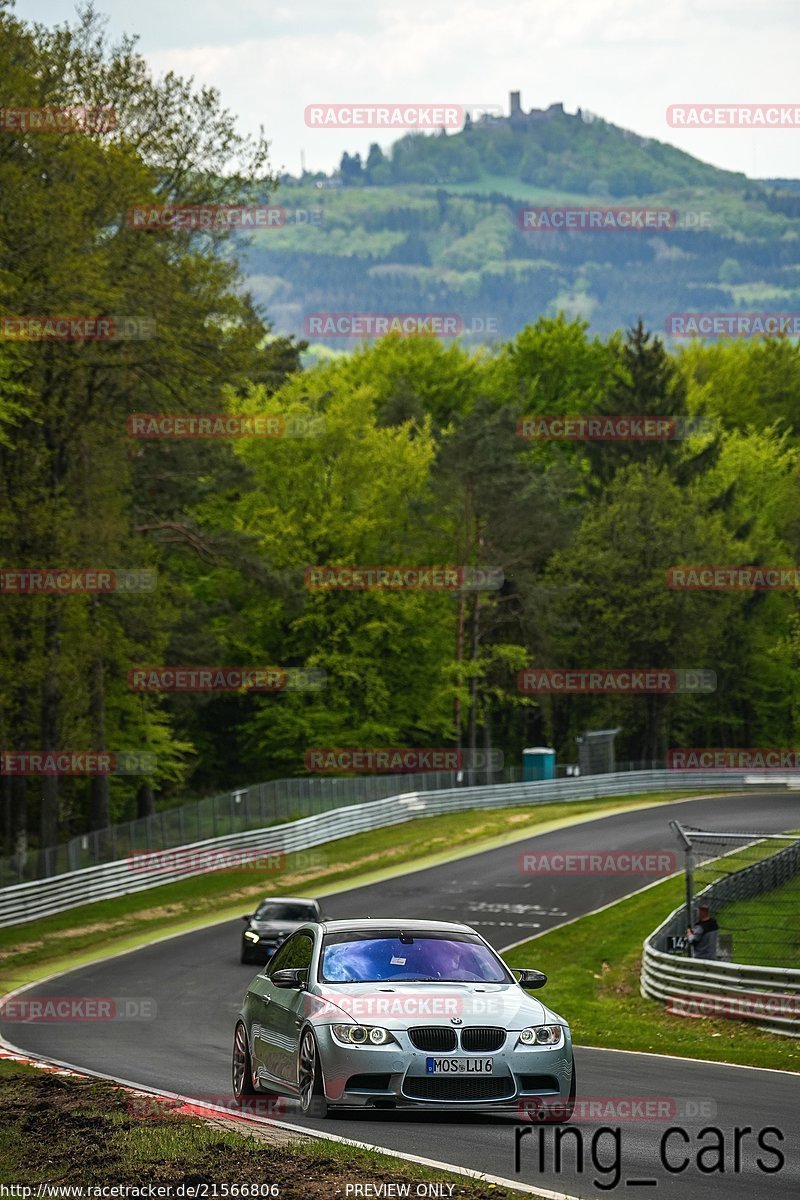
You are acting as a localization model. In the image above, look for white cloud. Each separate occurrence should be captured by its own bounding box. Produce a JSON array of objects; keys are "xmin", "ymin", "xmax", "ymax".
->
[{"xmin": 24, "ymin": 0, "xmax": 800, "ymax": 178}]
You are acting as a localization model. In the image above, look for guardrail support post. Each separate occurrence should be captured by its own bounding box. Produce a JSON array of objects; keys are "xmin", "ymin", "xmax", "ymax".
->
[{"xmin": 670, "ymin": 819, "xmax": 694, "ymax": 953}]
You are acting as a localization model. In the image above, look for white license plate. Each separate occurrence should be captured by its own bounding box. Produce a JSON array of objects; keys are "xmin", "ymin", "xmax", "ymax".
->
[{"xmin": 426, "ymin": 1057, "xmax": 494, "ymax": 1074}]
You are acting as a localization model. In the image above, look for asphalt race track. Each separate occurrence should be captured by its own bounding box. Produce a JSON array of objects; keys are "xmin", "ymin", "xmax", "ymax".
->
[{"xmin": 3, "ymin": 792, "xmax": 799, "ymax": 1198}]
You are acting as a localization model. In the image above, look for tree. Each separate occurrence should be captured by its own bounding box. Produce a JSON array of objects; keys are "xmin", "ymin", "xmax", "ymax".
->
[
  {"xmin": 0, "ymin": 2, "xmax": 280, "ymax": 853},
  {"xmin": 544, "ymin": 463, "xmax": 743, "ymax": 762},
  {"xmin": 339, "ymin": 151, "xmax": 363, "ymax": 184},
  {"xmin": 581, "ymin": 321, "xmax": 720, "ymax": 490},
  {"xmin": 365, "ymin": 143, "xmax": 387, "ymax": 180}
]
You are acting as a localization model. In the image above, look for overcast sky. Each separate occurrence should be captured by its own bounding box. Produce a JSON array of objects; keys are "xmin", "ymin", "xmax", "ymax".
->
[{"xmin": 21, "ymin": 0, "xmax": 800, "ymax": 180}]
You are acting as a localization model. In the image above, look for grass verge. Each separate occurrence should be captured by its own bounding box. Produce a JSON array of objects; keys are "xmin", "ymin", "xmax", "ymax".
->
[
  {"xmin": 711, "ymin": 869, "xmax": 800, "ymax": 967},
  {"xmin": 0, "ymin": 791, "xmax": 710, "ymax": 993},
  {"xmin": 504, "ymin": 872, "xmax": 800, "ymax": 1073},
  {"xmin": 0, "ymin": 1060, "xmax": 520, "ymax": 1195}
]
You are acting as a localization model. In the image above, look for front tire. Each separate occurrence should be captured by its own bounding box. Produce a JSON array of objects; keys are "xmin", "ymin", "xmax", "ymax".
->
[
  {"xmin": 298, "ymin": 1029, "xmax": 329, "ymax": 1118},
  {"xmin": 232, "ymin": 1021, "xmax": 258, "ymax": 1100}
]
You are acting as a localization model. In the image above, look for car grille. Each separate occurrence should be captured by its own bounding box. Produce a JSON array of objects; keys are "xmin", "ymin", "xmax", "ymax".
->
[
  {"xmin": 460, "ymin": 1026, "xmax": 506, "ymax": 1052},
  {"xmin": 408, "ymin": 1027, "xmax": 457, "ymax": 1052},
  {"xmin": 403, "ymin": 1076, "xmax": 514, "ymax": 1102}
]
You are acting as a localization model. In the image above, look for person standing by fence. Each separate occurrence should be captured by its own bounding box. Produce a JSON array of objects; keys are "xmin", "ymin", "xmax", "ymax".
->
[{"xmin": 687, "ymin": 903, "xmax": 719, "ymax": 959}]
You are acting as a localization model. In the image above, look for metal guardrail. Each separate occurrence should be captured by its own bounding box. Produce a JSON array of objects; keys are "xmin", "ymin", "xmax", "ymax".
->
[
  {"xmin": 641, "ymin": 838, "xmax": 800, "ymax": 1036},
  {"xmin": 0, "ymin": 766, "xmax": 516, "ymax": 886},
  {"xmin": 641, "ymin": 923, "xmax": 800, "ymax": 1036},
  {"xmin": 0, "ymin": 768, "xmax": 764, "ymax": 928},
  {"xmin": 0, "ymin": 757, "xmax": 671, "ymax": 886}
]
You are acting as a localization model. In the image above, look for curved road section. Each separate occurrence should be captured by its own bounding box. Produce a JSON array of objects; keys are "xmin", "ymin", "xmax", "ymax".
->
[{"xmin": 3, "ymin": 793, "xmax": 799, "ymax": 1198}]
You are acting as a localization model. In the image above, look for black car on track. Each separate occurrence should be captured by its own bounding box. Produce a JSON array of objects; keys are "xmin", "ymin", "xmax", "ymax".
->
[{"xmin": 240, "ymin": 896, "xmax": 323, "ymax": 964}]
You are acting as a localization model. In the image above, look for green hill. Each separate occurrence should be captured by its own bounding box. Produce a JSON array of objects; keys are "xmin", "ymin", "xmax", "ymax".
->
[{"xmin": 243, "ymin": 96, "xmax": 800, "ymax": 345}]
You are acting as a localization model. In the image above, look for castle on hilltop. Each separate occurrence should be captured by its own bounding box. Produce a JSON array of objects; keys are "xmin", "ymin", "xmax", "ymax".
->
[
  {"xmin": 510, "ymin": 92, "xmax": 568, "ymax": 123},
  {"xmin": 469, "ymin": 93, "xmax": 588, "ymax": 129}
]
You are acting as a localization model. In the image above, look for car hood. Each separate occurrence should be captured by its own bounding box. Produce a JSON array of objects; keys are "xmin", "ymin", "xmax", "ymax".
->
[
  {"xmin": 309, "ymin": 981, "xmax": 566, "ymax": 1028},
  {"xmin": 248, "ymin": 919, "xmax": 302, "ymax": 935}
]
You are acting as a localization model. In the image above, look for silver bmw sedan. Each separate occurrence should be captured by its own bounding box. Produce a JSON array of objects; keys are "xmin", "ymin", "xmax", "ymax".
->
[{"xmin": 232, "ymin": 917, "xmax": 575, "ymax": 1119}]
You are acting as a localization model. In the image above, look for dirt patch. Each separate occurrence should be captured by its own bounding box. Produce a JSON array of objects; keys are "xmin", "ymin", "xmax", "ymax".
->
[
  {"xmin": 63, "ymin": 919, "xmax": 130, "ymax": 935},
  {"xmin": 0, "ymin": 940, "xmax": 45, "ymax": 961},
  {"xmin": 133, "ymin": 904, "xmax": 190, "ymax": 922}
]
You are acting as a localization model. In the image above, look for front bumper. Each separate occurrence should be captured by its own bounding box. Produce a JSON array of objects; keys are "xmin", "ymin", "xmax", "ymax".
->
[
  {"xmin": 241, "ymin": 935, "xmax": 286, "ymax": 961},
  {"xmin": 313, "ymin": 1025, "xmax": 573, "ymax": 1110}
]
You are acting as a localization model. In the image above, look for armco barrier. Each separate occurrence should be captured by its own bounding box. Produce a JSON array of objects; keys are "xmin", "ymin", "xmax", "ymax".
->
[
  {"xmin": 641, "ymin": 920, "xmax": 800, "ymax": 1036},
  {"xmin": 0, "ymin": 768, "xmax": 776, "ymax": 928},
  {"xmin": 0, "ymin": 765, "xmax": 514, "ymax": 886},
  {"xmin": 641, "ymin": 837, "xmax": 800, "ymax": 1036}
]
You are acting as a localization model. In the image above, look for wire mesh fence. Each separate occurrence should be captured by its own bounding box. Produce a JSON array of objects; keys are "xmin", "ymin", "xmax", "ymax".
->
[
  {"xmin": 0, "ymin": 764, "xmax": 518, "ymax": 886},
  {"xmin": 665, "ymin": 825, "xmax": 800, "ymax": 967},
  {"xmin": 0, "ymin": 756, "xmax": 672, "ymax": 888}
]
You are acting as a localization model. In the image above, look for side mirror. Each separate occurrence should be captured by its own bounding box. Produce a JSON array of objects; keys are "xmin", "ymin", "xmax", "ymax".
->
[
  {"xmin": 241, "ymin": 914, "xmax": 253, "ymax": 921},
  {"xmin": 271, "ymin": 968, "xmax": 308, "ymax": 989},
  {"xmin": 514, "ymin": 968, "xmax": 547, "ymax": 990}
]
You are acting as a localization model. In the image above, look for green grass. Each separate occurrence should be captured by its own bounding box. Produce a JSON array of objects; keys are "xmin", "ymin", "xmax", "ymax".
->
[
  {"xmin": 0, "ymin": 791, "xmax": 711, "ymax": 992},
  {"xmin": 716, "ymin": 870, "xmax": 800, "ymax": 967},
  {"xmin": 505, "ymin": 872, "xmax": 800, "ymax": 1074},
  {"xmin": 0, "ymin": 1061, "xmax": 521, "ymax": 1195},
  {"xmin": 689, "ymin": 832, "xmax": 800, "ymax": 967}
]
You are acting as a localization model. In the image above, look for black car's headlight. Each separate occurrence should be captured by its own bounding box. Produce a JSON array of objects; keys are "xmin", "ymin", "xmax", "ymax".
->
[
  {"xmin": 243, "ymin": 930, "xmax": 260, "ymax": 943},
  {"xmin": 331, "ymin": 1024, "xmax": 397, "ymax": 1047},
  {"xmin": 517, "ymin": 1025, "xmax": 563, "ymax": 1047}
]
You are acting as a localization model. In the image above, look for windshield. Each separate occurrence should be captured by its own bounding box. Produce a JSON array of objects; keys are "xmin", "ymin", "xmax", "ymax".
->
[
  {"xmin": 255, "ymin": 902, "xmax": 317, "ymax": 921},
  {"xmin": 320, "ymin": 933, "xmax": 510, "ymax": 983}
]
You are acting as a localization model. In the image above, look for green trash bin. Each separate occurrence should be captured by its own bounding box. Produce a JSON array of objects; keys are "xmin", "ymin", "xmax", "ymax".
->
[{"xmin": 523, "ymin": 747, "xmax": 556, "ymax": 781}]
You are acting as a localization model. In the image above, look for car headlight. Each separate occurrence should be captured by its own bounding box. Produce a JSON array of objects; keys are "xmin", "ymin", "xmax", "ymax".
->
[
  {"xmin": 244, "ymin": 930, "xmax": 260, "ymax": 942},
  {"xmin": 518, "ymin": 1025, "xmax": 563, "ymax": 1047},
  {"xmin": 331, "ymin": 1024, "xmax": 396, "ymax": 1047}
]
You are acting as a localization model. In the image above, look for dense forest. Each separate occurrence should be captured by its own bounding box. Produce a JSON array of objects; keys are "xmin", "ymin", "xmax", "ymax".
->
[{"xmin": 2, "ymin": 5, "xmax": 800, "ymax": 862}]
